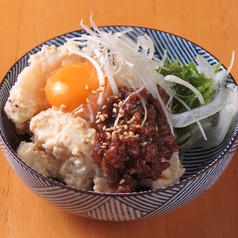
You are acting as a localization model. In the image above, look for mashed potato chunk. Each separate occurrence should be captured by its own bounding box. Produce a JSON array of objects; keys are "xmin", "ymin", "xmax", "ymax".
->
[
  {"xmin": 17, "ymin": 141, "xmax": 61, "ymax": 177},
  {"xmin": 30, "ymin": 108, "xmax": 95, "ymax": 159},
  {"xmin": 17, "ymin": 108, "xmax": 98, "ymax": 190}
]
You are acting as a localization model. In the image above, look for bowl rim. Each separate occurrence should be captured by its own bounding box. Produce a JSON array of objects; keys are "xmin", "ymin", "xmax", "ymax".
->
[{"xmin": 0, "ymin": 25, "xmax": 237, "ymax": 197}]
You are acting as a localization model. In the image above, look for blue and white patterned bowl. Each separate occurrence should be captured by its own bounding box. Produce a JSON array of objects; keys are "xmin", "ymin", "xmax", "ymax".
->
[{"xmin": 0, "ymin": 27, "xmax": 238, "ymax": 221}]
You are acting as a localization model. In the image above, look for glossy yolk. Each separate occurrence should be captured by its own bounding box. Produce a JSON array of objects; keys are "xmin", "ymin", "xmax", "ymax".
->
[{"xmin": 45, "ymin": 62, "xmax": 112, "ymax": 118}]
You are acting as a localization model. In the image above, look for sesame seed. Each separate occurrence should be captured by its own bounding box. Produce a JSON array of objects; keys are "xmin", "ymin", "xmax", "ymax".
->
[
  {"xmin": 92, "ymin": 90, "xmax": 98, "ymax": 95},
  {"xmin": 113, "ymin": 103, "xmax": 118, "ymax": 107},
  {"xmin": 96, "ymin": 119, "xmax": 101, "ymax": 124},
  {"xmin": 128, "ymin": 117, "xmax": 136, "ymax": 124},
  {"xmin": 102, "ymin": 105, "xmax": 107, "ymax": 110},
  {"xmin": 110, "ymin": 127, "xmax": 116, "ymax": 131},
  {"xmin": 119, "ymin": 109, "xmax": 125, "ymax": 114},
  {"xmin": 120, "ymin": 120, "xmax": 125, "ymax": 125},
  {"xmin": 84, "ymin": 139, "xmax": 90, "ymax": 144},
  {"xmin": 123, "ymin": 132, "xmax": 128, "ymax": 136},
  {"xmin": 100, "ymin": 115, "xmax": 105, "ymax": 121},
  {"xmin": 100, "ymin": 83, "xmax": 106, "ymax": 87},
  {"xmin": 101, "ymin": 145, "xmax": 107, "ymax": 149},
  {"xmin": 60, "ymin": 104, "xmax": 67, "ymax": 109},
  {"xmin": 103, "ymin": 125, "xmax": 106, "ymax": 130},
  {"xmin": 113, "ymin": 108, "xmax": 117, "ymax": 113},
  {"xmin": 86, "ymin": 98, "xmax": 91, "ymax": 104},
  {"xmin": 85, "ymin": 85, "xmax": 89, "ymax": 90},
  {"xmin": 130, "ymin": 169, "xmax": 135, "ymax": 174},
  {"xmin": 142, "ymin": 142, "xmax": 148, "ymax": 146},
  {"xmin": 111, "ymin": 95, "xmax": 118, "ymax": 99},
  {"xmin": 119, "ymin": 114, "xmax": 124, "ymax": 118},
  {"xmin": 136, "ymin": 125, "xmax": 141, "ymax": 128},
  {"xmin": 124, "ymin": 125, "xmax": 128, "ymax": 130},
  {"xmin": 96, "ymin": 88, "xmax": 103, "ymax": 93},
  {"xmin": 80, "ymin": 122, "xmax": 86, "ymax": 128},
  {"xmin": 120, "ymin": 135, "xmax": 124, "ymax": 140},
  {"xmin": 102, "ymin": 142, "xmax": 107, "ymax": 146},
  {"xmin": 119, "ymin": 179, "xmax": 125, "ymax": 185},
  {"xmin": 112, "ymin": 133, "xmax": 117, "ymax": 140},
  {"xmin": 103, "ymin": 114, "xmax": 108, "ymax": 118},
  {"xmin": 118, "ymin": 101, "xmax": 124, "ymax": 107},
  {"xmin": 136, "ymin": 134, "xmax": 139, "ymax": 138}
]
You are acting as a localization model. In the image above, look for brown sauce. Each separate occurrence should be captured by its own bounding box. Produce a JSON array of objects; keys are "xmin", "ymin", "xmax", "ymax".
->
[{"xmin": 92, "ymin": 86, "xmax": 179, "ymax": 193}]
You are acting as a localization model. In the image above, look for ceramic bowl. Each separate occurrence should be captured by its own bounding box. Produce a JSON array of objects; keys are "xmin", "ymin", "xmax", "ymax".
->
[{"xmin": 0, "ymin": 27, "xmax": 238, "ymax": 221}]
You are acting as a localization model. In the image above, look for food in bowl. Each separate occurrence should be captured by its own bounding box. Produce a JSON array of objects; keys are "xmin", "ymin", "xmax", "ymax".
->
[{"xmin": 4, "ymin": 16, "xmax": 238, "ymax": 193}]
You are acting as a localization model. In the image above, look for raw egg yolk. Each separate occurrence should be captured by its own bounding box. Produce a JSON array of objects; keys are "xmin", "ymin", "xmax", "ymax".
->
[{"xmin": 45, "ymin": 62, "xmax": 111, "ymax": 116}]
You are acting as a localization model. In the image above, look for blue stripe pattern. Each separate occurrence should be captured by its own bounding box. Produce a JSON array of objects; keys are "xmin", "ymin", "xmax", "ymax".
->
[{"xmin": 0, "ymin": 26, "xmax": 237, "ymax": 221}]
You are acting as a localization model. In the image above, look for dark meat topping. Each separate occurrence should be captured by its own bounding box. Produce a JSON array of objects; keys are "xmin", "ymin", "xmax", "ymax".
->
[{"xmin": 92, "ymin": 86, "xmax": 179, "ymax": 193}]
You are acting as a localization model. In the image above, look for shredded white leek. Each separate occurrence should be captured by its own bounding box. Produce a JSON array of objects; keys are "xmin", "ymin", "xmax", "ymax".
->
[
  {"xmin": 173, "ymin": 95, "xmax": 207, "ymax": 140},
  {"xmin": 195, "ymin": 55, "xmax": 215, "ymax": 79},
  {"xmin": 170, "ymin": 84, "xmax": 230, "ymax": 128},
  {"xmin": 164, "ymin": 75, "xmax": 205, "ymax": 105}
]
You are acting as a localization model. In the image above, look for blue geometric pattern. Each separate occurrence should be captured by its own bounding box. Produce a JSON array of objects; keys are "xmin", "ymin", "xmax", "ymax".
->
[{"xmin": 0, "ymin": 26, "xmax": 237, "ymax": 221}]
